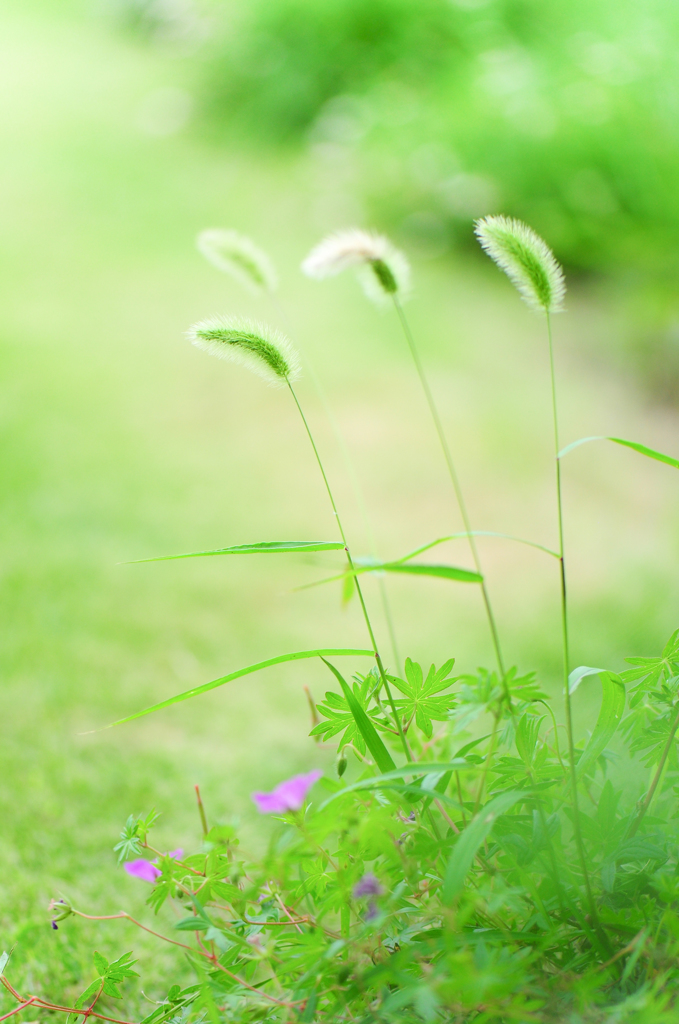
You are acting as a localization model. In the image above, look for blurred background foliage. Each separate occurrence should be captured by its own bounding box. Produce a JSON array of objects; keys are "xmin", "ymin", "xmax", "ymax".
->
[
  {"xmin": 2, "ymin": 0, "xmax": 679, "ymax": 1010},
  {"xmin": 106, "ymin": 0, "xmax": 679, "ymax": 396}
]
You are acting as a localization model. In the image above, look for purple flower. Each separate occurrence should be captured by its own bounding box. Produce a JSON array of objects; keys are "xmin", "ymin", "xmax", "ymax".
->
[
  {"xmin": 51, "ymin": 921, "xmax": 58, "ymax": 930},
  {"xmin": 365, "ymin": 901, "xmax": 379, "ymax": 922},
  {"xmin": 353, "ymin": 874, "xmax": 383, "ymax": 898},
  {"xmin": 124, "ymin": 849, "xmax": 183, "ymax": 883},
  {"xmin": 252, "ymin": 770, "xmax": 322, "ymax": 814}
]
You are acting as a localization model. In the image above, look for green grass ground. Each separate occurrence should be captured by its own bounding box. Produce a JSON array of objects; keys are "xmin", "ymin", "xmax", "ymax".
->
[{"xmin": 2, "ymin": 0, "xmax": 679, "ymax": 1012}]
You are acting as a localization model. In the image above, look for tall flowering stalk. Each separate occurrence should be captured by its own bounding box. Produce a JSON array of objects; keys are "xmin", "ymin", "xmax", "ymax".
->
[
  {"xmin": 187, "ymin": 315, "xmax": 410, "ymax": 761},
  {"xmin": 302, "ymin": 229, "xmax": 508, "ymax": 698},
  {"xmin": 197, "ymin": 228, "xmax": 401, "ymax": 668},
  {"xmin": 475, "ymin": 215, "xmax": 606, "ymax": 949}
]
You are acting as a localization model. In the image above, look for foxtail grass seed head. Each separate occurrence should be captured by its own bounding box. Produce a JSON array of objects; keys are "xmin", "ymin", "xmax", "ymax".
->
[
  {"xmin": 196, "ymin": 229, "xmax": 278, "ymax": 294},
  {"xmin": 474, "ymin": 216, "xmax": 565, "ymax": 314},
  {"xmin": 187, "ymin": 316, "xmax": 300, "ymax": 387},
  {"xmin": 301, "ymin": 228, "xmax": 410, "ymax": 306}
]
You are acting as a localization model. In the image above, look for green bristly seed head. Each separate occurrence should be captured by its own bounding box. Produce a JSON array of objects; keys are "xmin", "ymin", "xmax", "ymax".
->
[
  {"xmin": 370, "ymin": 259, "xmax": 397, "ymax": 294},
  {"xmin": 196, "ymin": 229, "xmax": 278, "ymax": 294},
  {"xmin": 474, "ymin": 215, "xmax": 565, "ymax": 314},
  {"xmin": 198, "ymin": 327, "xmax": 289, "ymax": 377},
  {"xmin": 187, "ymin": 316, "xmax": 300, "ymax": 387}
]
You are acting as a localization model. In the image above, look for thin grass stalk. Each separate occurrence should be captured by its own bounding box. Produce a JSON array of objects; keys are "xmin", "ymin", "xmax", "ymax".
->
[
  {"xmin": 392, "ymin": 297, "xmax": 509, "ymax": 703},
  {"xmin": 270, "ymin": 293, "xmax": 401, "ymax": 670},
  {"xmin": 286, "ymin": 381, "xmax": 411, "ymax": 762},
  {"xmin": 626, "ymin": 702, "xmax": 679, "ymax": 839},
  {"xmin": 546, "ymin": 313, "xmax": 609, "ymax": 952}
]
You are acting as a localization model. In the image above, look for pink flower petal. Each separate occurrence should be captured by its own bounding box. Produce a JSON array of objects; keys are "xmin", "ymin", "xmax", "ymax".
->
[
  {"xmin": 252, "ymin": 770, "xmax": 322, "ymax": 814},
  {"xmin": 124, "ymin": 858, "xmax": 161, "ymax": 883}
]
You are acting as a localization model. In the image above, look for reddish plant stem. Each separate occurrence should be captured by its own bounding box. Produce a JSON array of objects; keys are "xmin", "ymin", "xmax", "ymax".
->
[{"xmin": 72, "ymin": 910, "xmax": 195, "ymax": 952}]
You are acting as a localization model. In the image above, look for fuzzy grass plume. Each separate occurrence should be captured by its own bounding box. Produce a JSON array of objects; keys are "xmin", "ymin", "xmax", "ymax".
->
[
  {"xmin": 187, "ymin": 316, "xmax": 300, "ymax": 386},
  {"xmin": 301, "ymin": 228, "xmax": 410, "ymax": 306},
  {"xmin": 474, "ymin": 216, "xmax": 565, "ymax": 313},
  {"xmin": 196, "ymin": 229, "xmax": 278, "ymax": 294}
]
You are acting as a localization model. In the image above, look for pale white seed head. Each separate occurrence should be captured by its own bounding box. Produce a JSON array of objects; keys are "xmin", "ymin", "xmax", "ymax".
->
[
  {"xmin": 196, "ymin": 229, "xmax": 278, "ymax": 294},
  {"xmin": 301, "ymin": 228, "xmax": 411, "ymax": 305},
  {"xmin": 187, "ymin": 315, "xmax": 300, "ymax": 387},
  {"xmin": 474, "ymin": 215, "xmax": 565, "ymax": 314}
]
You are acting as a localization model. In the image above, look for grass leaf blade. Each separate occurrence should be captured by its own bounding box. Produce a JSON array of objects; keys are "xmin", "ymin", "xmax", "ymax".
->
[
  {"xmin": 609, "ymin": 438, "xmax": 679, "ymax": 471},
  {"xmin": 382, "ymin": 563, "xmax": 482, "ymax": 583},
  {"xmin": 321, "ymin": 659, "xmax": 396, "ymax": 773},
  {"xmin": 575, "ymin": 671, "xmax": 626, "ymax": 778},
  {"xmin": 100, "ymin": 649, "xmax": 374, "ymax": 730},
  {"xmin": 443, "ymin": 790, "xmax": 523, "ymax": 903},
  {"xmin": 128, "ymin": 541, "xmax": 345, "ymax": 563}
]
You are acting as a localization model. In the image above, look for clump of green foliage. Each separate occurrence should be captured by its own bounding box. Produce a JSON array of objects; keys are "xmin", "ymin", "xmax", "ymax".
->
[
  {"xmin": 197, "ymin": 0, "xmax": 679, "ymax": 283},
  {"xmin": 5, "ymin": 219, "xmax": 679, "ymax": 1023}
]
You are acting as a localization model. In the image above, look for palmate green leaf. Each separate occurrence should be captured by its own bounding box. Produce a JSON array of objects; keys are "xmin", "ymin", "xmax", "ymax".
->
[
  {"xmin": 321, "ymin": 659, "xmax": 396, "ymax": 773},
  {"xmin": 128, "ymin": 540, "xmax": 345, "ymax": 563},
  {"xmin": 575, "ymin": 671, "xmax": 626, "ymax": 778},
  {"xmin": 389, "ymin": 658, "xmax": 456, "ymax": 738},
  {"xmin": 99, "ymin": 648, "xmax": 373, "ymax": 729},
  {"xmin": 623, "ymin": 628, "xmax": 679, "ymax": 690},
  {"xmin": 442, "ymin": 790, "xmax": 524, "ymax": 903}
]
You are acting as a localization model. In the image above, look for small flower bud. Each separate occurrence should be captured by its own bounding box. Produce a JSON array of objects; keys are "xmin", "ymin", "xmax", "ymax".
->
[
  {"xmin": 48, "ymin": 897, "xmax": 73, "ymax": 923},
  {"xmin": 336, "ymin": 749, "xmax": 348, "ymax": 778}
]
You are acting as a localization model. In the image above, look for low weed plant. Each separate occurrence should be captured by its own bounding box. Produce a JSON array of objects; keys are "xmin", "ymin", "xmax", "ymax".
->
[{"xmin": 6, "ymin": 220, "xmax": 679, "ymax": 1023}]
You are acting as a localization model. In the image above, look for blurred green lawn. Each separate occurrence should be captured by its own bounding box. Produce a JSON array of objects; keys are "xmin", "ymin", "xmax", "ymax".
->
[{"xmin": 2, "ymin": 0, "xmax": 679, "ymax": 1009}]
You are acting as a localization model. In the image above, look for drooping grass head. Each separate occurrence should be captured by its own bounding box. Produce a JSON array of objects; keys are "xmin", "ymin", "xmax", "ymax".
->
[
  {"xmin": 187, "ymin": 316, "xmax": 300, "ymax": 387},
  {"xmin": 474, "ymin": 216, "xmax": 565, "ymax": 314},
  {"xmin": 196, "ymin": 229, "xmax": 278, "ymax": 294},
  {"xmin": 301, "ymin": 228, "xmax": 410, "ymax": 306}
]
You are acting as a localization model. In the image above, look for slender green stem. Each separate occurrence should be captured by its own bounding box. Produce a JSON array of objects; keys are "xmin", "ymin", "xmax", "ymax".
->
[
  {"xmin": 627, "ymin": 703, "xmax": 679, "ymax": 839},
  {"xmin": 272, "ymin": 293, "xmax": 401, "ymax": 670},
  {"xmin": 546, "ymin": 313, "xmax": 609, "ymax": 953},
  {"xmin": 474, "ymin": 712, "xmax": 499, "ymax": 813},
  {"xmin": 287, "ymin": 381, "xmax": 411, "ymax": 762},
  {"xmin": 392, "ymin": 297, "xmax": 509, "ymax": 704}
]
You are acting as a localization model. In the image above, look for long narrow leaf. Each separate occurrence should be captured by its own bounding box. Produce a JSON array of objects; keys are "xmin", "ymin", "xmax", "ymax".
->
[
  {"xmin": 97, "ymin": 649, "xmax": 373, "ymax": 730},
  {"xmin": 128, "ymin": 541, "xmax": 345, "ymax": 564},
  {"xmin": 558, "ymin": 435, "xmax": 679, "ymax": 471},
  {"xmin": 609, "ymin": 437, "xmax": 679, "ymax": 471},
  {"xmin": 321, "ymin": 659, "xmax": 396, "ymax": 773},
  {"xmin": 318, "ymin": 760, "xmax": 476, "ymax": 809},
  {"xmin": 442, "ymin": 790, "xmax": 523, "ymax": 903},
  {"xmin": 382, "ymin": 563, "xmax": 482, "ymax": 583},
  {"xmin": 575, "ymin": 671, "xmax": 626, "ymax": 778}
]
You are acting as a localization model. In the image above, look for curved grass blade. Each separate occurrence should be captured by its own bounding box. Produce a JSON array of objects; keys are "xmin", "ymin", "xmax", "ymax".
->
[
  {"xmin": 609, "ymin": 437, "xmax": 679, "ymax": 470},
  {"xmin": 293, "ymin": 534, "xmax": 557, "ymax": 594},
  {"xmin": 382, "ymin": 562, "xmax": 481, "ymax": 583},
  {"xmin": 568, "ymin": 665, "xmax": 606, "ymax": 696},
  {"xmin": 318, "ymin": 760, "xmax": 477, "ymax": 809},
  {"xmin": 442, "ymin": 790, "xmax": 523, "ymax": 904},
  {"xmin": 575, "ymin": 671, "xmax": 626, "ymax": 779},
  {"xmin": 127, "ymin": 541, "xmax": 345, "ymax": 564},
  {"xmin": 559, "ymin": 435, "xmax": 679, "ymax": 471},
  {"xmin": 96, "ymin": 649, "xmax": 374, "ymax": 731},
  {"xmin": 393, "ymin": 533, "xmax": 559, "ymax": 562},
  {"xmin": 321, "ymin": 659, "xmax": 396, "ymax": 773}
]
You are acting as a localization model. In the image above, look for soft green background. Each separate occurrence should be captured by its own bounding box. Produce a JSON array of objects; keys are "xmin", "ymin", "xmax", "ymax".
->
[{"xmin": 1, "ymin": 0, "xmax": 678, "ymax": 1011}]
